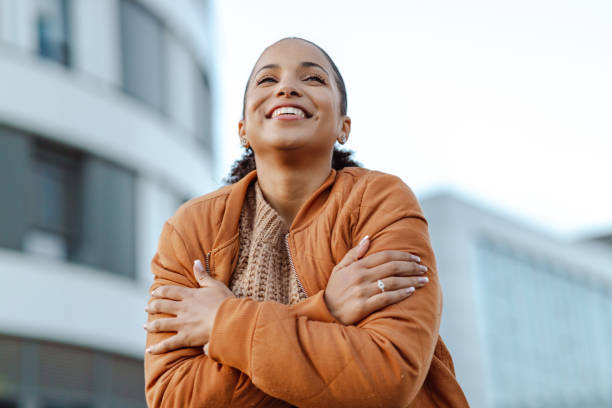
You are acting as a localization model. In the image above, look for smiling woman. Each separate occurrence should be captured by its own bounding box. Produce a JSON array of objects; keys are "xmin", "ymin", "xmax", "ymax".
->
[{"xmin": 144, "ymin": 37, "xmax": 468, "ymax": 407}]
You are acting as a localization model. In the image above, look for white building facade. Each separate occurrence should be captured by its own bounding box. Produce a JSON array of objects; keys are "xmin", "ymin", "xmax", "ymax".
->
[
  {"xmin": 0, "ymin": 0, "xmax": 216, "ymax": 406},
  {"xmin": 421, "ymin": 191, "xmax": 612, "ymax": 408}
]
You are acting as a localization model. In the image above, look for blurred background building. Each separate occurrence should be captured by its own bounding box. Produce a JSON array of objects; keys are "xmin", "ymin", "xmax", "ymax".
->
[
  {"xmin": 0, "ymin": 0, "xmax": 215, "ymax": 406},
  {"xmin": 1, "ymin": 1, "xmax": 610, "ymax": 408},
  {"xmin": 422, "ymin": 192, "xmax": 612, "ymax": 408}
]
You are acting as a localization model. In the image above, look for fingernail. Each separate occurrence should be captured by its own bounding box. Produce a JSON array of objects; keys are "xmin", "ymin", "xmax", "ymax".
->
[
  {"xmin": 143, "ymin": 324, "xmax": 147, "ymax": 330},
  {"xmin": 194, "ymin": 259, "xmax": 204, "ymax": 272},
  {"xmin": 418, "ymin": 277, "xmax": 429, "ymax": 284},
  {"xmin": 411, "ymin": 254, "xmax": 421, "ymax": 262},
  {"xmin": 146, "ymin": 347, "xmax": 151, "ymax": 353},
  {"xmin": 418, "ymin": 265, "xmax": 428, "ymax": 272},
  {"xmin": 406, "ymin": 287, "xmax": 415, "ymax": 295},
  {"xmin": 359, "ymin": 235, "xmax": 369, "ymax": 246}
]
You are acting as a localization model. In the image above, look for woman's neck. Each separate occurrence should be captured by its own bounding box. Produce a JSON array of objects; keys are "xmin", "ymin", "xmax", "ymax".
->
[{"xmin": 255, "ymin": 159, "xmax": 332, "ymax": 229}]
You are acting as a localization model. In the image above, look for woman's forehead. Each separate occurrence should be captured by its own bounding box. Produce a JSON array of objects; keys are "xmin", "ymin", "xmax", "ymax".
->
[{"xmin": 254, "ymin": 39, "xmax": 330, "ymax": 72}]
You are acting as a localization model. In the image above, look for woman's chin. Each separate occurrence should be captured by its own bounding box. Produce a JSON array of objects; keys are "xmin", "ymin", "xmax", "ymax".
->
[
  {"xmin": 259, "ymin": 135, "xmax": 312, "ymax": 151},
  {"xmin": 251, "ymin": 131, "xmax": 333, "ymax": 154}
]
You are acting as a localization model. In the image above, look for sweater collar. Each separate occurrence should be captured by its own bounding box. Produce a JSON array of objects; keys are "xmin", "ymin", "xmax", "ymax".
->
[{"xmin": 212, "ymin": 168, "xmax": 338, "ymax": 251}]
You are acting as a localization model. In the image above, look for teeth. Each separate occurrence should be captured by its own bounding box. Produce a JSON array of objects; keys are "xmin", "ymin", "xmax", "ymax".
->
[{"xmin": 271, "ymin": 106, "xmax": 306, "ymax": 118}]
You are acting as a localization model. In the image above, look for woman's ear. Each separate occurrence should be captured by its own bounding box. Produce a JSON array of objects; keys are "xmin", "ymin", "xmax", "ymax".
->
[
  {"xmin": 238, "ymin": 119, "xmax": 251, "ymax": 149},
  {"xmin": 238, "ymin": 119, "xmax": 246, "ymax": 139},
  {"xmin": 340, "ymin": 116, "xmax": 351, "ymax": 143}
]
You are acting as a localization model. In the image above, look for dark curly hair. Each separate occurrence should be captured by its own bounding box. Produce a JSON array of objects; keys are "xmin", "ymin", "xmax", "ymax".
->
[{"xmin": 223, "ymin": 37, "xmax": 362, "ymax": 185}]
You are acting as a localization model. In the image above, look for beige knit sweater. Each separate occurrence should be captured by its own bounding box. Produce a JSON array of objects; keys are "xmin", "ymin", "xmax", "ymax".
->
[
  {"xmin": 229, "ymin": 180, "xmax": 308, "ymax": 304},
  {"xmin": 204, "ymin": 180, "xmax": 308, "ymax": 355}
]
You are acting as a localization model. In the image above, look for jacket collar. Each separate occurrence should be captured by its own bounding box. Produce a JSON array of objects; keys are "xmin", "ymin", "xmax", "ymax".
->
[{"xmin": 212, "ymin": 167, "xmax": 338, "ymax": 252}]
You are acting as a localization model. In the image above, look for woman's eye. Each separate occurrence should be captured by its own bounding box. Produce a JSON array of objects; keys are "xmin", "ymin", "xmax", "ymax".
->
[
  {"xmin": 256, "ymin": 77, "xmax": 276, "ymax": 85},
  {"xmin": 305, "ymin": 75, "xmax": 325, "ymax": 84}
]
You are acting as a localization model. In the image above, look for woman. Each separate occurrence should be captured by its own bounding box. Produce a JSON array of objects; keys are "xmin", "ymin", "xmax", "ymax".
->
[{"xmin": 144, "ymin": 37, "xmax": 468, "ymax": 407}]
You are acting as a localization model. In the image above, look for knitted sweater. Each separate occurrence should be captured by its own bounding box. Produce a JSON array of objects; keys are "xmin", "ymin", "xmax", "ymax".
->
[
  {"xmin": 229, "ymin": 180, "xmax": 308, "ymax": 305},
  {"xmin": 204, "ymin": 180, "xmax": 308, "ymax": 355}
]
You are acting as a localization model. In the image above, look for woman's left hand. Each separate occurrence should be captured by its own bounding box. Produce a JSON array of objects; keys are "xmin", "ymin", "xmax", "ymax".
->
[{"xmin": 144, "ymin": 259, "xmax": 235, "ymax": 354}]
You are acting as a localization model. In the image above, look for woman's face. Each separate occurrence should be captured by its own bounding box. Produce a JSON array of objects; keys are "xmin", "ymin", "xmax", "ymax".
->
[{"xmin": 239, "ymin": 39, "xmax": 350, "ymax": 160}]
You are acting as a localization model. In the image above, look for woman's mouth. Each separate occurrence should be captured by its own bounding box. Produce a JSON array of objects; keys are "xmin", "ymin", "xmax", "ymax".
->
[{"xmin": 268, "ymin": 106, "xmax": 311, "ymax": 120}]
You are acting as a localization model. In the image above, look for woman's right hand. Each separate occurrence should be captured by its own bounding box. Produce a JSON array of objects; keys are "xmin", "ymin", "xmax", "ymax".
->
[{"xmin": 324, "ymin": 236, "xmax": 429, "ymax": 325}]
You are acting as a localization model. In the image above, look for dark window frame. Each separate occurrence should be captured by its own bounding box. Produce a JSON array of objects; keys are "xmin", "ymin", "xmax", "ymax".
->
[
  {"xmin": 0, "ymin": 129, "xmax": 137, "ymax": 280},
  {"xmin": 36, "ymin": 0, "xmax": 72, "ymax": 67},
  {"xmin": 30, "ymin": 138, "xmax": 83, "ymax": 243}
]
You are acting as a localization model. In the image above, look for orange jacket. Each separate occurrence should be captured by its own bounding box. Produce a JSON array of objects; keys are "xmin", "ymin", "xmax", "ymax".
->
[{"xmin": 145, "ymin": 167, "xmax": 469, "ymax": 407}]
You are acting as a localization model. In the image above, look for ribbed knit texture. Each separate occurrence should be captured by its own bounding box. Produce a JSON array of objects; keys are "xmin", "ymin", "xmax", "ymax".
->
[
  {"xmin": 229, "ymin": 180, "xmax": 308, "ymax": 305},
  {"xmin": 205, "ymin": 181, "xmax": 308, "ymax": 356}
]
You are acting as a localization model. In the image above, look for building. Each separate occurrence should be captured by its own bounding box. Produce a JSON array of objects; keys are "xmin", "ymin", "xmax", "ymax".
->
[
  {"xmin": 0, "ymin": 0, "xmax": 216, "ymax": 406},
  {"xmin": 421, "ymin": 190, "xmax": 612, "ymax": 408}
]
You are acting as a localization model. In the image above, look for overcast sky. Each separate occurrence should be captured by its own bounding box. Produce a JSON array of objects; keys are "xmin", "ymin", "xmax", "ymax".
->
[{"xmin": 210, "ymin": 0, "xmax": 611, "ymax": 239}]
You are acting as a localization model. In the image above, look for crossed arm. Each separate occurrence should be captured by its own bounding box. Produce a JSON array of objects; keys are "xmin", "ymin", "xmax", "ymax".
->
[{"xmin": 144, "ymin": 177, "xmax": 441, "ymax": 408}]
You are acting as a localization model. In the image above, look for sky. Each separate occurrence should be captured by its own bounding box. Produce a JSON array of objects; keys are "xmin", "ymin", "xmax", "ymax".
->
[{"xmin": 211, "ymin": 0, "xmax": 611, "ymax": 240}]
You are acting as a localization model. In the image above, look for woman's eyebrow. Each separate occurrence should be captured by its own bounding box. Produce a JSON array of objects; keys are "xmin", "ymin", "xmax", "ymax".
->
[
  {"xmin": 300, "ymin": 61, "xmax": 329, "ymax": 75},
  {"xmin": 255, "ymin": 64, "xmax": 279, "ymax": 76},
  {"xmin": 254, "ymin": 62, "xmax": 329, "ymax": 77}
]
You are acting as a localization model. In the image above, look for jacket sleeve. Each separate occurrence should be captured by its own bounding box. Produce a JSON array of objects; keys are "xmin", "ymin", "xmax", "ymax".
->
[
  {"xmin": 144, "ymin": 221, "xmax": 340, "ymax": 407},
  {"xmin": 208, "ymin": 172, "xmax": 442, "ymax": 408}
]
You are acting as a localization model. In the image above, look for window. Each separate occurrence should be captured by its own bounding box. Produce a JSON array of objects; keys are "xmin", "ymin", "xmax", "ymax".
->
[
  {"xmin": 25, "ymin": 139, "xmax": 81, "ymax": 259},
  {"xmin": 474, "ymin": 239, "xmax": 612, "ymax": 407},
  {"xmin": 0, "ymin": 127, "xmax": 29, "ymax": 251},
  {"xmin": 0, "ymin": 336, "xmax": 20, "ymax": 407},
  {"xmin": 0, "ymin": 335, "xmax": 146, "ymax": 407},
  {"xmin": 71, "ymin": 156, "xmax": 136, "ymax": 278},
  {"xmin": 0, "ymin": 127, "xmax": 136, "ymax": 279},
  {"xmin": 119, "ymin": 0, "xmax": 166, "ymax": 112},
  {"xmin": 36, "ymin": 0, "xmax": 71, "ymax": 66}
]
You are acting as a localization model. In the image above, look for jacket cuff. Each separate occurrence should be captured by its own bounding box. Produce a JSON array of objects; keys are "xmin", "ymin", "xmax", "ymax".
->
[
  {"xmin": 208, "ymin": 297, "xmax": 260, "ymax": 375},
  {"xmin": 290, "ymin": 289, "xmax": 340, "ymax": 324}
]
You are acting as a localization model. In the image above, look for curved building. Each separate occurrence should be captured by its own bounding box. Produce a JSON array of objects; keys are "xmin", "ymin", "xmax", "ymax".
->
[
  {"xmin": 421, "ymin": 191, "xmax": 612, "ymax": 408},
  {"xmin": 0, "ymin": 0, "xmax": 217, "ymax": 406}
]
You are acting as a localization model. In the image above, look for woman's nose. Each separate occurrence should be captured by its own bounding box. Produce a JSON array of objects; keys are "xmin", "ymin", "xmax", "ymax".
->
[{"xmin": 276, "ymin": 84, "xmax": 301, "ymax": 98}]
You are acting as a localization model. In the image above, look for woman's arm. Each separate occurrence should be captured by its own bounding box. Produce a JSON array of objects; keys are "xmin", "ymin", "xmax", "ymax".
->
[
  {"xmin": 207, "ymin": 173, "xmax": 441, "ymax": 408},
  {"xmin": 145, "ymin": 221, "xmax": 285, "ymax": 407},
  {"xmin": 145, "ymin": 221, "xmax": 357, "ymax": 407},
  {"xmin": 146, "ymin": 173, "xmax": 440, "ymax": 407}
]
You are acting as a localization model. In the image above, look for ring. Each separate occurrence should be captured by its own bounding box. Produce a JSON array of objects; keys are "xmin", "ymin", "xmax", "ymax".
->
[{"xmin": 377, "ymin": 279, "xmax": 385, "ymax": 293}]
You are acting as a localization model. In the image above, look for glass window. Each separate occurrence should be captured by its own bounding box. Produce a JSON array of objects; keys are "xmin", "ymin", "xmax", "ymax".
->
[
  {"xmin": 119, "ymin": 0, "xmax": 165, "ymax": 112},
  {"xmin": 111, "ymin": 356, "xmax": 145, "ymax": 402},
  {"xmin": 0, "ymin": 127, "xmax": 29, "ymax": 251},
  {"xmin": 0, "ymin": 335, "xmax": 145, "ymax": 407},
  {"xmin": 474, "ymin": 239, "xmax": 612, "ymax": 407},
  {"xmin": 25, "ymin": 140, "xmax": 81, "ymax": 259},
  {"xmin": 71, "ymin": 157, "xmax": 136, "ymax": 278},
  {"xmin": 36, "ymin": 0, "xmax": 71, "ymax": 66},
  {"xmin": 16, "ymin": 137, "xmax": 136, "ymax": 278}
]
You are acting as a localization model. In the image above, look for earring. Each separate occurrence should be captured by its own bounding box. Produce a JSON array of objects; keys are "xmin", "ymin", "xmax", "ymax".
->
[
  {"xmin": 240, "ymin": 137, "xmax": 249, "ymax": 148},
  {"xmin": 338, "ymin": 134, "xmax": 347, "ymax": 144}
]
